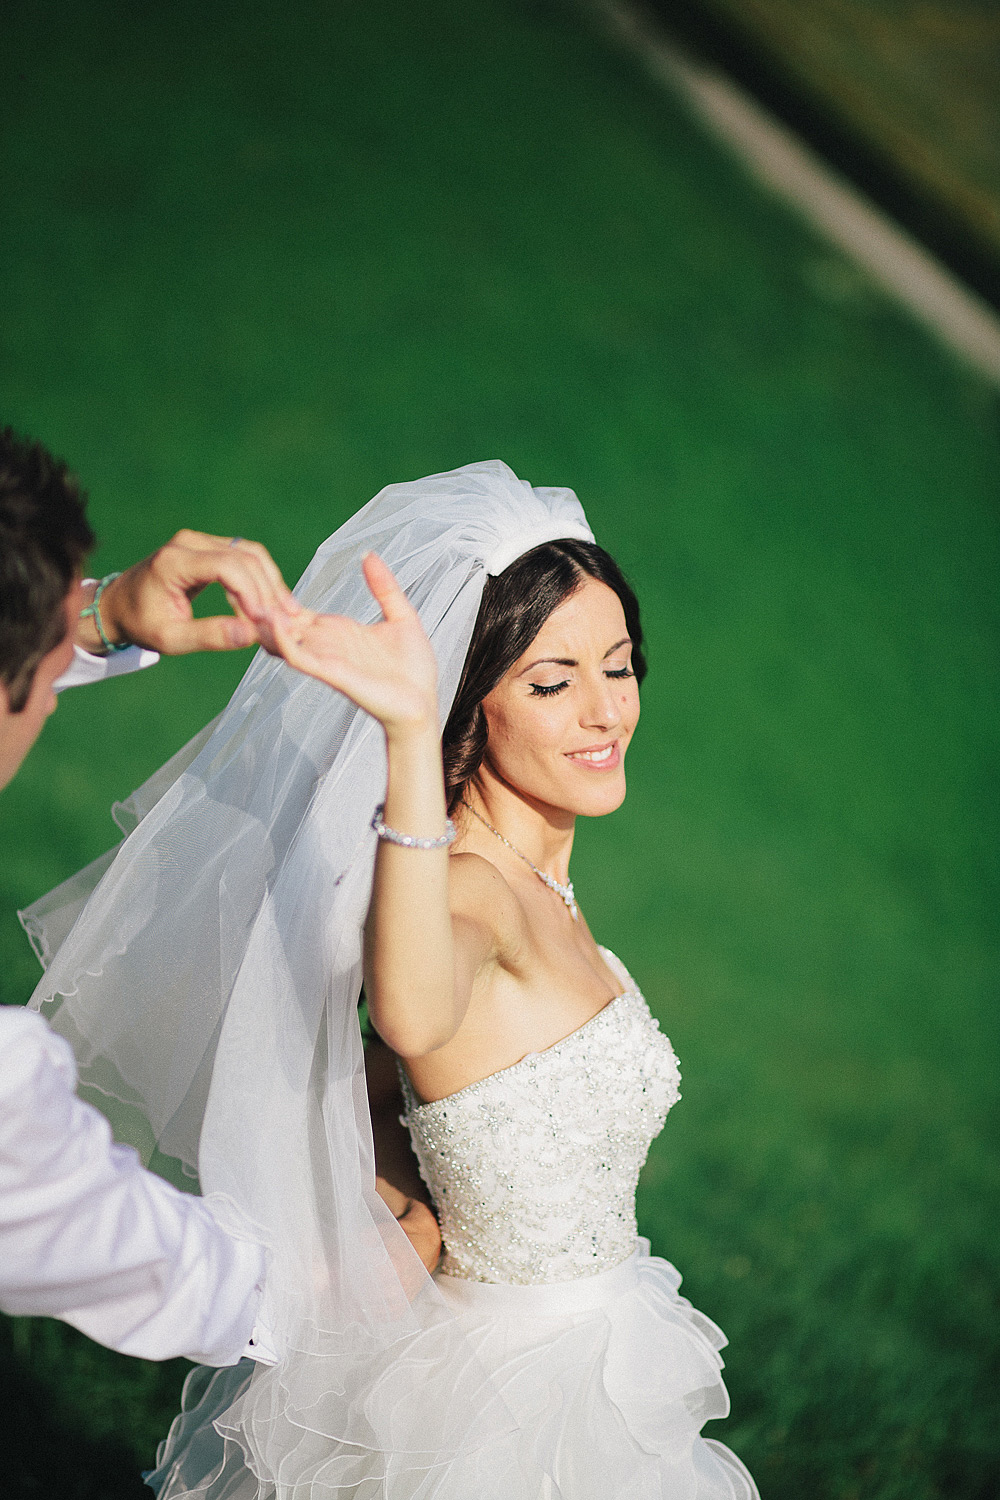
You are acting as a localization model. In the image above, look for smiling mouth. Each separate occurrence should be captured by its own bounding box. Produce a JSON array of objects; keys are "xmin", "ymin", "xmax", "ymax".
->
[{"xmin": 566, "ymin": 741, "xmax": 620, "ymax": 768}]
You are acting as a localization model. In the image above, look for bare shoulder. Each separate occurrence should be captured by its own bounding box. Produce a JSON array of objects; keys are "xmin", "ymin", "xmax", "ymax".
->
[
  {"xmin": 448, "ymin": 849, "xmax": 520, "ymax": 920},
  {"xmin": 448, "ymin": 850, "xmax": 525, "ymax": 957}
]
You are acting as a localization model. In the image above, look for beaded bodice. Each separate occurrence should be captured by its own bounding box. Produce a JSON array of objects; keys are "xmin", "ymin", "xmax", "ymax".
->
[{"xmin": 399, "ymin": 949, "xmax": 681, "ymax": 1285}]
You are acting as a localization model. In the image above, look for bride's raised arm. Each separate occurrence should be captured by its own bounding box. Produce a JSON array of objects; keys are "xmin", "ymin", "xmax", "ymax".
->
[{"xmin": 271, "ymin": 551, "xmax": 487, "ymax": 1058}]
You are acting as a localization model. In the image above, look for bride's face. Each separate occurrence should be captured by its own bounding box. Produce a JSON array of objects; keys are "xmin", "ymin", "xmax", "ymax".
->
[{"xmin": 480, "ymin": 577, "xmax": 640, "ymax": 818}]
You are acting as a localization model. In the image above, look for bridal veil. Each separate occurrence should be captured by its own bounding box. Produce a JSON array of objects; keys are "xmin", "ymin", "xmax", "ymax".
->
[{"xmin": 21, "ymin": 460, "xmax": 594, "ymax": 1497}]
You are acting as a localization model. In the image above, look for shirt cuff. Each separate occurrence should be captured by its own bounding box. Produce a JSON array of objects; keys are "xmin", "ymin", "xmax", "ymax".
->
[
  {"xmin": 55, "ymin": 643, "xmax": 161, "ymax": 693},
  {"xmin": 245, "ymin": 1321, "xmax": 278, "ymax": 1366},
  {"xmin": 243, "ymin": 1276, "xmax": 278, "ymax": 1365}
]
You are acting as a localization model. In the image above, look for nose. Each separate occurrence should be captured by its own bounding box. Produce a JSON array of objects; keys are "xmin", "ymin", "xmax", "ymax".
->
[{"xmin": 580, "ymin": 670, "xmax": 623, "ymax": 733}]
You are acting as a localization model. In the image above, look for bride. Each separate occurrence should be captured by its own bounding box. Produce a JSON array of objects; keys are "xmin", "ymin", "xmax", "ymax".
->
[{"xmin": 23, "ymin": 462, "xmax": 759, "ymax": 1498}]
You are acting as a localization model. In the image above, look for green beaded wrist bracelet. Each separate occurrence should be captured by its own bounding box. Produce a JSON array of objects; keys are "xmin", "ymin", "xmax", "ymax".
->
[{"xmin": 80, "ymin": 572, "xmax": 132, "ymax": 654}]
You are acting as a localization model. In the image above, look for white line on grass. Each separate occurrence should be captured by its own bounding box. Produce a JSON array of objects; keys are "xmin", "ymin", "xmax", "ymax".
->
[{"xmin": 582, "ymin": 0, "xmax": 1000, "ymax": 385}]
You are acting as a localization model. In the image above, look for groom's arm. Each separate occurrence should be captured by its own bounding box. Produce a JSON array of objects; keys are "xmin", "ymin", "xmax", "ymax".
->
[
  {"xmin": 56, "ymin": 530, "xmax": 299, "ymax": 691},
  {"xmin": 0, "ymin": 1008, "xmax": 272, "ymax": 1366},
  {"xmin": 77, "ymin": 532, "xmax": 297, "ymax": 658}
]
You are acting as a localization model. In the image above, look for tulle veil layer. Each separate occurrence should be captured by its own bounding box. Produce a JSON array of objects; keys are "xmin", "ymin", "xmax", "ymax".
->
[{"xmin": 20, "ymin": 461, "xmax": 594, "ymax": 1497}]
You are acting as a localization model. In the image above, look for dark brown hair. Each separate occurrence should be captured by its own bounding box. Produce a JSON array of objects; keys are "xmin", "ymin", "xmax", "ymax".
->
[
  {"xmin": 0, "ymin": 429, "xmax": 95, "ymax": 711},
  {"xmin": 443, "ymin": 538, "xmax": 646, "ymax": 813}
]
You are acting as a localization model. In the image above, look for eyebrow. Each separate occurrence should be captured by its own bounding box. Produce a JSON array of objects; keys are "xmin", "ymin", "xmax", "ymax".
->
[{"xmin": 519, "ymin": 637, "xmax": 631, "ymax": 675}]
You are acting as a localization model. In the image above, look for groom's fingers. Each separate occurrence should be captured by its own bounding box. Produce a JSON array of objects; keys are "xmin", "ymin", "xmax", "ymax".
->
[
  {"xmin": 170, "ymin": 530, "xmax": 294, "ymax": 614},
  {"xmin": 158, "ymin": 535, "xmax": 297, "ymax": 622},
  {"xmin": 157, "ymin": 613, "xmax": 261, "ymax": 654},
  {"xmin": 100, "ymin": 533, "xmax": 300, "ymax": 654}
]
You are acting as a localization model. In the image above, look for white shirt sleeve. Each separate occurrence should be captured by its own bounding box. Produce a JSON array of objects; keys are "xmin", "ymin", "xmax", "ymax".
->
[
  {"xmin": 54, "ymin": 643, "xmax": 160, "ymax": 693},
  {"xmin": 0, "ymin": 1008, "xmax": 271, "ymax": 1366}
]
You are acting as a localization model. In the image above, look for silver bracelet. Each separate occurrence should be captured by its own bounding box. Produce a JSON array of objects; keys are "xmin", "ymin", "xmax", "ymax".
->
[{"xmin": 371, "ymin": 804, "xmax": 457, "ymax": 849}]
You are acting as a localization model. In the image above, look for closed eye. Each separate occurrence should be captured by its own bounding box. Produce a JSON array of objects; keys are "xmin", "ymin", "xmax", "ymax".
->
[
  {"xmin": 605, "ymin": 667, "xmax": 633, "ymax": 680},
  {"xmin": 529, "ymin": 681, "xmax": 570, "ymax": 697}
]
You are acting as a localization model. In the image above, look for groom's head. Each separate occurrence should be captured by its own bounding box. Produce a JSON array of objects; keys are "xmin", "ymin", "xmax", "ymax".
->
[{"xmin": 0, "ymin": 429, "xmax": 94, "ymax": 790}]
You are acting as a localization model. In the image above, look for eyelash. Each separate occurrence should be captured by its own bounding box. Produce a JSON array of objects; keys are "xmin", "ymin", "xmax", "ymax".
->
[{"xmin": 529, "ymin": 667, "xmax": 634, "ymax": 698}]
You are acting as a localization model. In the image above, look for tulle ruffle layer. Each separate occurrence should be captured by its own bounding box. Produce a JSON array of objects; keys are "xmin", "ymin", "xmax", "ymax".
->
[
  {"xmin": 431, "ymin": 1239, "xmax": 757, "ymax": 1499},
  {"xmin": 146, "ymin": 1241, "xmax": 758, "ymax": 1499}
]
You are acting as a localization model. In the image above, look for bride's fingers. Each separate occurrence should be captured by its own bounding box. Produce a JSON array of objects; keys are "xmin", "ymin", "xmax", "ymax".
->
[
  {"xmin": 272, "ymin": 613, "xmax": 384, "ymax": 702},
  {"xmin": 269, "ymin": 611, "xmax": 335, "ymax": 678},
  {"xmin": 270, "ymin": 604, "xmax": 320, "ymax": 640},
  {"xmin": 361, "ymin": 553, "xmax": 419, "ymax": 625},
  {"xmin": 267, "ymin": 612, "xmax": 305, "ymax": 669},
  {"xmin": 267, "ymin": 597, "xmax": 439, "ymax": 729}
]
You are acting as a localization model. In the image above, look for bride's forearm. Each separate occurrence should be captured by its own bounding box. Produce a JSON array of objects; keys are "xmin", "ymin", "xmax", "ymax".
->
[
  {"xmin": 275, "ymin": 554, "xmax": 468, "ymax": 1053},
  {"xmin": 364, "ymin": 721, "xmax": 463, "ymax": 1057}
]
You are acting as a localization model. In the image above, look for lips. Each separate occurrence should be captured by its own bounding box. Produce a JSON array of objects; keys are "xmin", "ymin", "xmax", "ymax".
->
[{"xmin": 565, "ymin": 740, "xmax": 620, "ymax": 769}]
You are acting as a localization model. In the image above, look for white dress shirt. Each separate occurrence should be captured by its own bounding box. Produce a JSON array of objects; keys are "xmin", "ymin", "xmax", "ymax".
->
[
  {"xmin": 4, "ymin": 639, "xmax": 275, "ymax": 1365},
  {"xmin": 0, "ymin": 1008, "xmax": 270, "ymax": 1364}
]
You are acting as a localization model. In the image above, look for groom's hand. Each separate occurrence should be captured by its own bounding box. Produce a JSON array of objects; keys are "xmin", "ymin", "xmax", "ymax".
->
[{"xmin": 77, "ymin": 531, "xmax": 300, "ymax": 656}]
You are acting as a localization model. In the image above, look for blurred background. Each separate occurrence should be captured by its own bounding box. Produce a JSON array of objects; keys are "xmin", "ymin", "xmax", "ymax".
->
[{"xmin": 1, "ymin": 1, "xmax": 997, "ymax": 1496}]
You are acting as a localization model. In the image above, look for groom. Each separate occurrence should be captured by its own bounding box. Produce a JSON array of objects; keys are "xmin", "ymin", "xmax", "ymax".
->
[{"xmin": 0, "ymin": 428, "xmax": 439, "ymax": 1369}]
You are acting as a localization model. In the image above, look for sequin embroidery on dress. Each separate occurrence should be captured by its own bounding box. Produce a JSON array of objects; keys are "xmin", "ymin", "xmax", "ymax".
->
[{"xmin": 398, "ymin": 948, "xmax": 681, "ymax": 1285}]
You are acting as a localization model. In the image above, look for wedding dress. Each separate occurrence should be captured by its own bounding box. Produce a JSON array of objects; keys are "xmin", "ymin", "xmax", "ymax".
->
[{"xmin": 397, "ymin": 947, "xmax": 758, "ymax": 1499}]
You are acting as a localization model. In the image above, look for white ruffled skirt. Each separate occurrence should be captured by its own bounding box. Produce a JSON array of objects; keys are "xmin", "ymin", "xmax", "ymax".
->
[
  {"xmin": 148, "ymin": 1240, "xmax": 757, "ymax": 1499},
  {"xmin": 429, "ymin": 1238, "xmax": 758, "ymax": 1500}
]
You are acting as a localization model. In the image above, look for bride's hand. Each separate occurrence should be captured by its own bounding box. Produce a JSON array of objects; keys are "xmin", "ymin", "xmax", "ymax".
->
[
  {"xmin": 375, "ymin": 1176, "xmax": 442, "ymax": 1272},
  {"xmin": 269, "ymin": 554, "xmax": 438, "ymax": 737}
]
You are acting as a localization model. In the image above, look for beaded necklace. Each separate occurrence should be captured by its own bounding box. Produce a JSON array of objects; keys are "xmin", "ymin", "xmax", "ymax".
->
[{"xmin": 463, "ymin": 803, "xmax": 578, "ymax": 921}]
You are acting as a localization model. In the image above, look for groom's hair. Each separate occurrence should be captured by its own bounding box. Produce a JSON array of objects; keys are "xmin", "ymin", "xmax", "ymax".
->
[
  {"xmin": 443, "ymin": 539, "xmax": 646, "ymax": 813},
  {"xmin": 0, "ymin": 428, "xmax": 95, "ymax": 711}
]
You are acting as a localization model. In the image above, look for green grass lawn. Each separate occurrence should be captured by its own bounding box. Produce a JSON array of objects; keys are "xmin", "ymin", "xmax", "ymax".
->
[{"xmin": 2, "ymin": 1, "xmax": 998, "ymax": 1496}]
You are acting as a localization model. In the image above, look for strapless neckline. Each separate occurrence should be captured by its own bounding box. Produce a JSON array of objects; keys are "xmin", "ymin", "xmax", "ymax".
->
[
  {"xmin": 399, "ymin": 956, "xmax": 681, "ymax": 1286},
  {"xmin": 403, "ymin": 945, "xmax": 640, "ymax": 1112}
]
